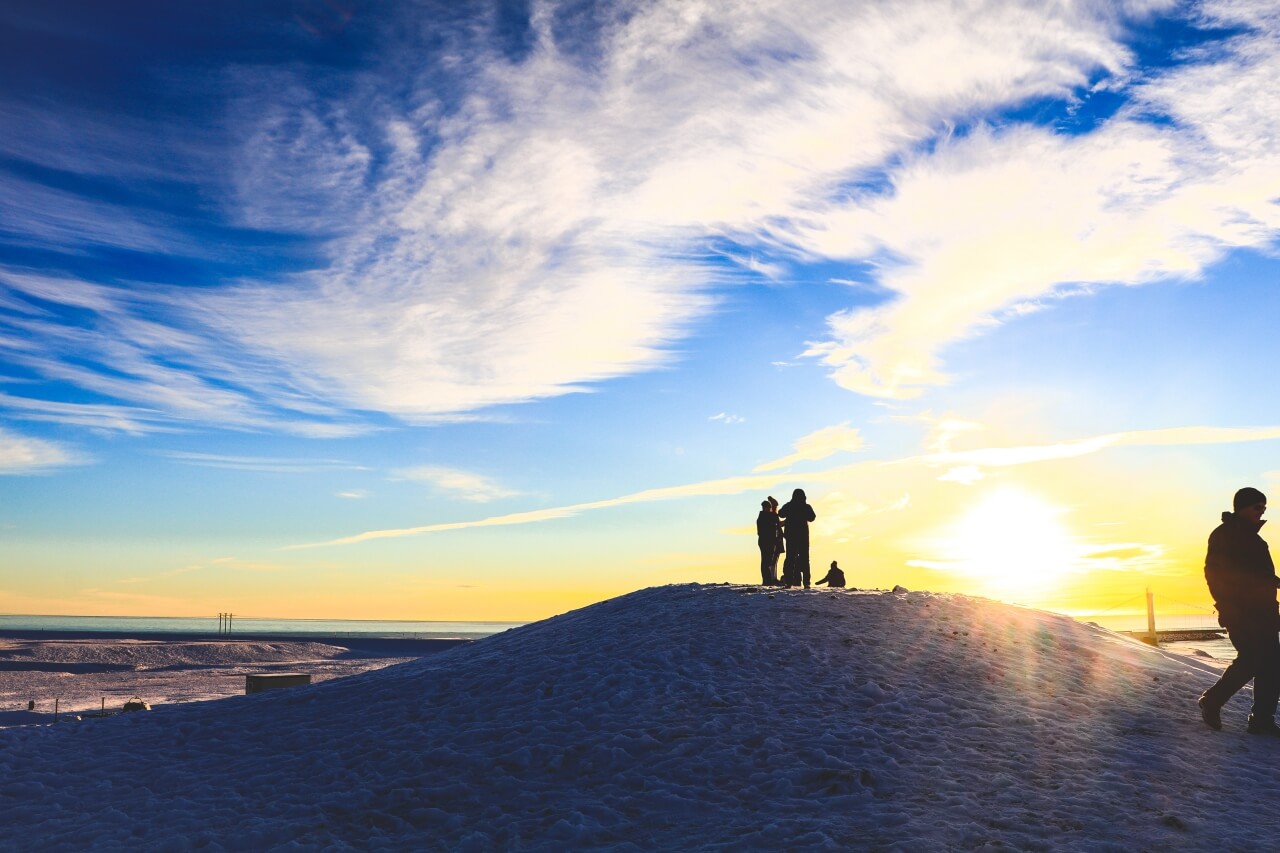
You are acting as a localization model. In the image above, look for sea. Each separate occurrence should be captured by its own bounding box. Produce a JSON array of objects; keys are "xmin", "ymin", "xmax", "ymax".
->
[
  {"xmin": 0, "ymin": 614, "xmax": 523, "ymax": 640},
  {"xmin": 0, "ymin": 611, "xmax": 1233, "ymax": 658},
  {"xmin": 1075, "ymin": 612, "xmax": 1232, "ymax": 662}
]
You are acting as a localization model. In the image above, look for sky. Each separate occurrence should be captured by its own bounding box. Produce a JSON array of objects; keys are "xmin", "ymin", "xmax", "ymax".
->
[{"xmin": 3, "ymin": 0, "xmax": 1280, "ymax": 624}]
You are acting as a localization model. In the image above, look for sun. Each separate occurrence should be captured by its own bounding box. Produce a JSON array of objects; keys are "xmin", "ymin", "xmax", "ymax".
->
[{"xmin": 913, "ymin": 486, "xmax": 1083, "ymax": 599}]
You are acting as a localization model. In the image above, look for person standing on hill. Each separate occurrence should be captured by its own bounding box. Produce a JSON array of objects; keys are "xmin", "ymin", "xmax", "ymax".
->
[
  {"xmin": 756, "ymin": 499, "xmax": 783, "ymax": 585},
  {"xmin": 779, "ymin": 488, "xmax": 817, "ymax": 588},
  {"xmin": 1198, "ymin": 487, "xmax": 1280, "ymax": 735},
  {"xmin": 769, "ymin": 496, "xmax": 785, "ymax": 582}
]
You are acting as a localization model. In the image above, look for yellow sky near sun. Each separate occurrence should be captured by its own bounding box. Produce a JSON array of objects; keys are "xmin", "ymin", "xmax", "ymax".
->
[{"xmin": 5, "ymin": 419, "xmax": 1266, "ymax": 624}]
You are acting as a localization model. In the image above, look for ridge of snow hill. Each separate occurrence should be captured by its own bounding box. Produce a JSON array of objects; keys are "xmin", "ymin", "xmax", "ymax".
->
[{"xmin": 0, "ymin": 583, "xmax": 1275, "ymax": 851}]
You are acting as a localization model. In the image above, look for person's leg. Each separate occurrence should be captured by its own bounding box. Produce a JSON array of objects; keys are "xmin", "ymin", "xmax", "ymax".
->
[
  {"xmin": 800, "ymin": 550, "xmax": 811, "ymax": 588},
  {"xmin": 759, "ymin": 547, "xmax": 771, "ymax": 585},
  {"xmin": 1252, "ymin": 629, "xmax": 1280, "ymax": 721},
  {"xmin": 1201, "ymin": 625, "xmax": 1261, "ymax": 711}
]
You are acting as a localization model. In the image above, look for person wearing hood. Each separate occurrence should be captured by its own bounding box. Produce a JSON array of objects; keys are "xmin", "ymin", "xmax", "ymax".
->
[
  {"xmin": 778, "ymin": 488, "xmax": 817, "ymax": 588},
  {"xmin": 1199, "ymin": 487, "xmax": 1280, "ymax": 735}
]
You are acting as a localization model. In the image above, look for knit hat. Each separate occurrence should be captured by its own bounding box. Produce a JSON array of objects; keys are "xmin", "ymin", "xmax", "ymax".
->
[{"xmin": 1234, "ymin": 487, "xmax": 1267, "ymax": 511}]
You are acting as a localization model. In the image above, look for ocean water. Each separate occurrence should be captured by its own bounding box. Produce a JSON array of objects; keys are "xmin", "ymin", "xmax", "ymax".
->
[{"xmin": 0, "ymin": 614, "xmax": 523, "ymax": 639}]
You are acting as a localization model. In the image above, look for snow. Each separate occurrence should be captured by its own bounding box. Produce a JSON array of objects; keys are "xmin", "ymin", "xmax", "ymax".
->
[
  {"xmin": 0, "ymin": 639, "xmax": 420, "ymax": 723},
  {"xmin": 0, "ymin": 584, "xmax": 1275, "ymax": 850}
]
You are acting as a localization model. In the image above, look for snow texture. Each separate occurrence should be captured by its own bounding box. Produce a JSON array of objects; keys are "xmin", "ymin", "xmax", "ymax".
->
[{"xmin": 0, "ymin": 584, "xmax": 1274, "ymax": 851}]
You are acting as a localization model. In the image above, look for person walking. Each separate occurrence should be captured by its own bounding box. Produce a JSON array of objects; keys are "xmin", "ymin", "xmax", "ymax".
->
[
  {"xmin": 1198, "ymin": 487, "xmax": 1280, "ymax": 735},
  {"xmin": 779, "ymin": 488, "xmax": 816, "ymax": 588},
  {"xmin": 756, "ymin": 500, "xmax": 783, "ymax": 585}
]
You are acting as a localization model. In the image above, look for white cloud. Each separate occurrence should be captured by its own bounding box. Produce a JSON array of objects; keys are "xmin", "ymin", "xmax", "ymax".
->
[
  {"xmin": 0, "ymin": 272, "xmax": 370, "ymax": 435},
  {"xmin": 1, "ymin": 0, "xmax": 1183, "ymax": 428},
  {"xmin": 162, "ymin": 452, "xmax": 366, "ymax": 474},
  {"xmin": 224, "ymin": 76, "xmax": 373, "ymax": 233},
  {"xmin": 0, "ymin": 428, "xmax": 85, "ymax": 474},
  {"xmin": 710, "ymin": 412, "xmax": 745, "ymax": 425},
  {"xmin": 0, "ymin": 391, "xmax": 173, "ymax": 435},
  {"xmin": 394, "ymin": 465, "xmax": 521, "ymax": 503},
  {"xmin": 801, "ymin": 3, "xmax": 1280, "ymax": 397},
  {"xmin": 754, "ymin": 422, "xmax": 865, "ymax": 472},
  {"xmin": 938, "ymin": 466, "xmax": 984, "ymax": 485},
  {"xmin": 919, "ymin": 425, "xmax": 1280, "ymax": 471}
]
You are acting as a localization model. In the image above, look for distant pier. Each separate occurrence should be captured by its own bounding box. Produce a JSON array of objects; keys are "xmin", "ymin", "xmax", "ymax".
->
[{"xmin": 1120, "ymin": 628, "xmax": 1223, "ymax": 646}]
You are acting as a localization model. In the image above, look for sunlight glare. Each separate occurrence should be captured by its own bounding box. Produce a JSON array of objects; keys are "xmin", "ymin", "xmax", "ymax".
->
[{"xmin": 913, "ymin": 487, "xmax": 1083, "ymax": 599}]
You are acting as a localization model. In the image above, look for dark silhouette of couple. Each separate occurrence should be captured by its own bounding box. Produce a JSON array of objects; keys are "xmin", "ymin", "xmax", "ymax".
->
[{"xmin": 757, "ymin": 489, "xmax": 838, "ymax": 589}]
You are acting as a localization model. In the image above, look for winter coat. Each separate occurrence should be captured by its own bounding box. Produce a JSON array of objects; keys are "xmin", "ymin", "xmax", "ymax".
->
[
  {"xmin": 778, "ymin": 500, "xmax": 816, "ymax": 550},
  {"xmin": 1205, "ymin": 511, "xmax": 1280, "ymax": 629},
  {"xmin": 757, "ymin": 511, "xmax": 782, "ymax": 552}
]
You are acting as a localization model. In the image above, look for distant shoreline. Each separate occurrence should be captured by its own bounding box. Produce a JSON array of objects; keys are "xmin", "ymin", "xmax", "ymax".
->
[{"xmin": 0, "ymin": 630, "xmax": 475, "ymax": 656}]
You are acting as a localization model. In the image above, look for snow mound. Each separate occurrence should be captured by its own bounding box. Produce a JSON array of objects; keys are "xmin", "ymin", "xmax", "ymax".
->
[
  {"xmin": 0, "ymin": 640, "xmax": 349, "ymax": 670},
  {"xmin": 0, "ymin": 584, "xmax": 1270, "ymax": 850}
]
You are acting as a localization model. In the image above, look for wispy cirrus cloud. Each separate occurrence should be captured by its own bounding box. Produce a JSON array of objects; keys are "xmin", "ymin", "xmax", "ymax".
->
[
  {"xmin": 754, "ymin": 423, "xmax": 865, "ymax": 472},
  {"xmin": 0, "ymin": 391, "xmax": 173, "ymax": 435},
  {"xmin": 922, "ymin": 425, "xmax": 1280, "ymax": 471},
  {"xmin": 801, "ymin": 0, "xmax": 1280, "ymax": 398},
  {"xmin": 290, "ymin": 420, "xmax": 1280, "ymax": 549},
  {"xmin": 287, "ymin": 467, "xmax": 797, "ymax": 549},
  {"xmin": 0, "ymin": 427, "xmax": 86, "ymax": 474},
  {"xmin": 393, "ymin": 465, "xmax": 521, "ymax": 503},
  {"xmin": 1, "ymin": 0, "xmax": 1194, "ymax": 430},
  {"xmin": 162, "ymin": 451, "xmax": 368, "ymax": 474}
]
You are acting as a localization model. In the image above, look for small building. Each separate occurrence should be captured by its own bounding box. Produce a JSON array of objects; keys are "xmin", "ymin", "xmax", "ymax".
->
[{"xmin": 245, "ymin": 672, "xmax": 311, "ymax": 694}]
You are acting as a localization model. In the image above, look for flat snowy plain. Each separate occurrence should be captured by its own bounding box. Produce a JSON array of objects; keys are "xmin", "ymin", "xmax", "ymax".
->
[
  {"xmin": 0, "ymin": 639, "xmax": 423, "ymax": 727},
  {"xmin": 0, "ymin": 584, "xmax": 1275, "ymax": 851}
]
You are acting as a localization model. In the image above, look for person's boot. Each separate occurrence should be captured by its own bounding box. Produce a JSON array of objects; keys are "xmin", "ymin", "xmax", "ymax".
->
[
  {"xmin": 1198, "ymin": 694, "xmax": 1223, "ymax": 731},
  {"xmin": 1246, "ymin": 714, "xmax": 1280, "ymax": 736}
]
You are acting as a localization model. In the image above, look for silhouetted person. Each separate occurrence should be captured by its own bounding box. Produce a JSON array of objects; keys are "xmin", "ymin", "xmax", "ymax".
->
[
  {"xmin": 756, "ymin": 500, "xmax": 783, "ymax": 585},
  {"xmin": 815, "ymin": 560, "xmax": 845, "ymax": 588},
  {"xmin": 1199, "ymin": 487, "xmax": 1280, "ymax": 735},
  {"xmin": 768, "ymin": 496, "xmax": 784, "ymax": 581},
  {"xmin": 779, "ymin": 488, "xmax": 816, "ymax": 588}
]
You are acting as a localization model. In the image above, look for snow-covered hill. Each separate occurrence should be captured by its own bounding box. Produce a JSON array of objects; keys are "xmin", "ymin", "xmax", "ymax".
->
[{"xmin": 0, "ymin": 584, "xmax": 1274, "ymax": 851}]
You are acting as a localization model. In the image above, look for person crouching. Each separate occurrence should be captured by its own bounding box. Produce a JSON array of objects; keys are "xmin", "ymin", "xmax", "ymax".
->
[{"xmin": 815, "ymin": 560, "xmax": 845, "ymax": 588}]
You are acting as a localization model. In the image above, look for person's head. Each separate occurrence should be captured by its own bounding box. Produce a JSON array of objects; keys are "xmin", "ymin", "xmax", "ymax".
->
[
  {"xmin": 1234, "ymin": 487, "xmax": 1267, "ymax": 523},
  {"xmin": 761, "ymin": 500, "xmax": 770, "ymax": 510},
  {"xmin": 831, "ymin": 560, "xmax": 838, "ymax": 569},
  {"xmin": 767, "ymin": 495, "xmax": 778, "ymax": 510},
  {"xmin": 792, "ymin": 488, "xmax": 806, "ymax": 503}
]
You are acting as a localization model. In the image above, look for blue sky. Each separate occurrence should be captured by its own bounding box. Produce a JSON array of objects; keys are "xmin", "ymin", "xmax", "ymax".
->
[{"xmin": 4, "ymin": 0, "xmax": 1280, "ymax": 621}]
